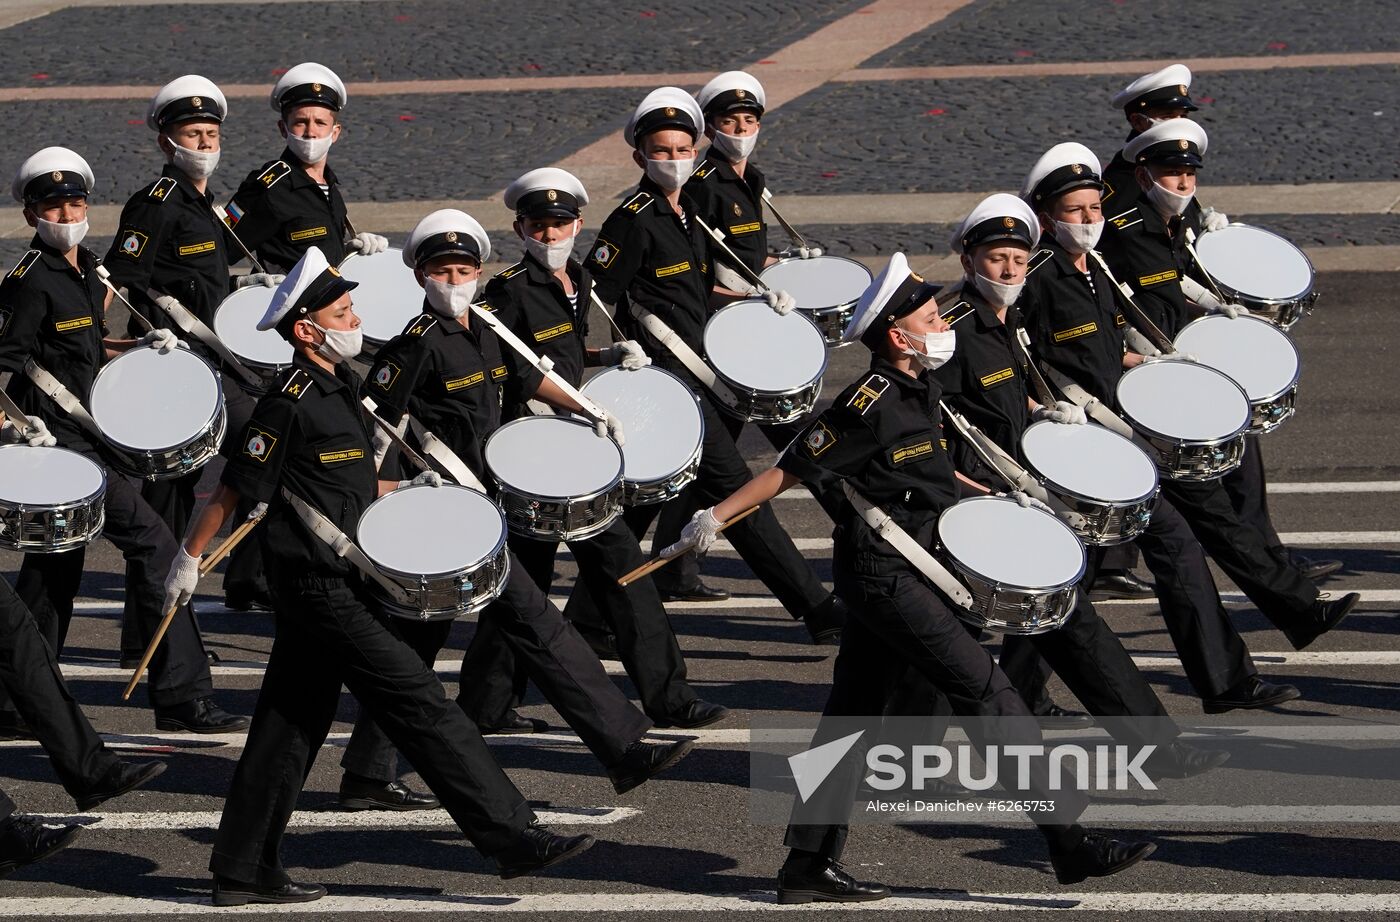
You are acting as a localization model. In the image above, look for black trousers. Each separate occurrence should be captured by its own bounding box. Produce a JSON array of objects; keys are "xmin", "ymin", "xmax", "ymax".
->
[
  {"xmin": 784, "ymin": 557, "xmax": 1087, "ymax": 861},
  {"xmin": 571, "ymin": 391, "xmax": 829, "ymax": 628},
  {"xmin": 0, "ymin": 577, "xmax": 120, "ymax": 801},
  {"xmin": 342, "ymin": 554, "xmax": 651, "ymax": 781},
  {"xmin": 1098, "ymin": 542, "xmax": 1141, "ymax": 573},
  {"xmin": 0, "ymin": 444, "xmax": 212, "ymax": 713},
  {"xmin": 212, "ymin": 574, "xmax": 535, "ymax": 887},
  {"xmin": 1223, "ymin": 435, "xmax": 1285, "ymax": 554}
]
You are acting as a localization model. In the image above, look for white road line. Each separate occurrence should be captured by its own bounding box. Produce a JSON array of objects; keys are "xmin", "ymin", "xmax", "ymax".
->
[
  {"xmin": 31, "ymin": 807, "xmax": 637, "ymax": 831},
  {"xmin": 4, "ymin": 891, "xmax": 1400, "ymax": 914},
  {"xmin": 672, "ymin": 532, "xmax": 1400, "ymax": 551},
  {"xmin": 772, "ymin": 482, "xmax": 1400, "ymax": 499}
]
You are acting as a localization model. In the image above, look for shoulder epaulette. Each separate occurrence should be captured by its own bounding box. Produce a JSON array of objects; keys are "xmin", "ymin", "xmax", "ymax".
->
[
  {"xmin": 1026, "ymin": 248, "xmax": 1055, "ymax": 276},
  {"xmin": 494, "ymin": 261, "xmax": 526, "ymax": 281},
  {"xmin": 148, "ymin": 176, "xmax": 178, "ymax": 202},
  {"xmin": 621, "ymin": 191, "xmax": 653, "ymax": 215},
  {"xmin": 254, "ymin": 160, "xmax": 293, "ymax": 190},
  {"xmin": 944, "ymin": 300, "xmax": 975, "ymax": 326},
  {"xmin": 1107, "ymin": 206, "xmax": 1142, "ymax": 231},
  {"xmin": 404, "ymin": 313, "xmax": 438, "ymax": 337},
  {"xmin": 846, "ymin": 373, "xmax": 890, "ymax": 416},
  {"xmin": 279, "ymin": 368, "xmax": 314, "ymax": 400},
  {"xmin": 690, "ymin": 159, "xmax": 717, "ymax": 181},
  {"xmin": 6, "ymin": 249, "xmax": 41, "ymax": 281}
]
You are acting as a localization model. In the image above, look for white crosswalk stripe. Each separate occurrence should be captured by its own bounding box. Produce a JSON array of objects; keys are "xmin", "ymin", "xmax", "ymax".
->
[{"xmin": 29, "ymin": 807, "xmax": 637, "ymax": 831}]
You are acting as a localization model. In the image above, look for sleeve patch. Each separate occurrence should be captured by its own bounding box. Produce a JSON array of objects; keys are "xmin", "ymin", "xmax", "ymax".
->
[
  {"xmin": 289, "ymin": 226, "xmax": 328, "ymax": 242},
  {"xmin": 654, "ymin": 260, "xmax": 691, "ymax": 278},
  {"xmin": 890, "ymin": 438, "xmax": 934, "ymax": 465},
  {"xmin": 371, "ymin": 360, "xmax": 401, "ymax": 391},
  {"xmin": 533, "ymin": 321, "xmax": 573, "ymax": 342},
  {"xmin": 148, "ymin": 177, "xmax": 178, "ymax": 201},
  {"xmin": 846, "ymin": 374, "xmax": 889, "ymax": 415},
  {"xmin": 1052, "ymin": 321, "xmax": 1099, "ymax": 342},
  {"xmin": 491, "ymin": 365, "xmax": 509, "ymax": 380},
  {"xmin": 177, "ymin": 240, "xmax": 217, "ymax": 257},
  {"xmin": 243, "ymin": 425, "xmax": 279, "ymax": 462},
  {"xmin": 222, "ymin": 200, "xmax": 244, "ymax": 228},
  {"xmin": 802, "ymin": 420, "xmax": 838, "ymax": 457},
  {"xmin": 257, "ymin": 161, "xmax": 292, "ymax": 188},
  {"xmin": 727, "ymin": 222, "xmax": 762, "ymax": 235},
  {"xmin": 1138, "ymin": 269, "xmax": 1178, "ymax": 287},
  {"xmin": 590, "ymin": 237, "xmax": 621, "ymax": 269},
  {"xmin": 116, "ymin": 229, "xmax": 149, "ymax": 259},
  {"xmin": 979, "ymin": 367, "xmax": 1015, "ymax": 388},
  {"xmin": 7, "ymin": 250, "xmax": 41, "ymax": 280}
]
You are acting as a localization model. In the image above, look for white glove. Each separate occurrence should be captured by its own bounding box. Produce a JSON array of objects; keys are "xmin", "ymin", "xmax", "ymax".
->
[
  {"xmin": 138, "ymin": 328, "xmax": 184, "ymax": 354},
  {"xmin": 594, "ymin": 411, "xmax": 626, "ymax": 448},
  {"xmin": 398, "ymin": 470, "xmax": 443, "ymax": 489},
  {"xmin": 2, "ymin": 415, "xmax": 54, "ymax": 447},
  {"xmin": 1144, "ymin": 351, "xmax": 1198, "ymax": 364},
  {"xmin": 601, "ymin": 340, "xmax": 651, "ymax": 371},
  {"xmin": 163, "ymin": 548, "xmax": 201, "ymax": 613},
  {"xmin": 713, "ymin": 261, "xmax": 759, "ymax": 295},
  {"xmin": 1201, "ymin": 207, "xmax": 1229, "ymax": 233},
  {"xmin": 1032, "ymin": 400, "xmax": 1087, "ymax": 425},
  {"xmin": 236, "ymin": 272, "xmax": 286, "ymax": 289},
  {"xmin": 1007, "ymin": 491, "xmax": 1054, "ymax": 514},
  {"xmin": 660, "ymin": 506, "xmax": 723, "ymax": 558},
  {"xmin": 780, "ymin": 245, "xmax": 823, "ymax": 260},
  {"xmin": 764, "ymin": 288, "xmax": 797, "ymax": 316},
  {"xmin": 349, "ymin": 232, "xmax": 389, "ymax": 256}
]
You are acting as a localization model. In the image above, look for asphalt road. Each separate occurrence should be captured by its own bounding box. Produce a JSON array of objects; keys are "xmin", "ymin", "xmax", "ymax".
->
[{"xmin": 1, "ymin": 270, "xmax": 1396, "ymax": 920}]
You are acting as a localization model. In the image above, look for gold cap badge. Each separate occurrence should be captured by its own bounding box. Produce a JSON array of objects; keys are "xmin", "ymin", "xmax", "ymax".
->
[
  {"xmin": 546, "ymin": 189, "xmax": 558, "ymax": 201},
  {"xmin": 445, "ymin": 231, "xmax": 458, "ymax": 242},
  {"xmin": 191, "ymin": 96, "xmax": 202, "ymax": 107},
  {"xmin": 51, "ymin": 171, "xmax": 63, "ymax": 182},
  {"xmin": 1002, "ymin": 217, "xmax": 1016, "ymax": 228}
]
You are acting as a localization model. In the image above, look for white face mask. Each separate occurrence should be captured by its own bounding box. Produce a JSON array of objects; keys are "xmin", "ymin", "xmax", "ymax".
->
[
  {"xmin": 524, "ymin": 223, "xmax": 579, "ymax": 271},
  {"xmin": 1146, "ymin": 180, "xmax": 1193, "ymax": 217},
  {"xmin": 35, "ymin": 217, "xmax": 88, "ymax": 251},
  {"xmin": 973, "ymin": 272, "xmax": 1024, "ymax": 308},
  {"xmin": 169, "ymin": 141, "xmax": 220, "ymax": 180},
  {"xmin": 897, "ymin": 326, "xmax": 957, "ymax": 371},
  {"xmin": 286, "ymin": 131, "xmax": 334, "ymax": 166},
  {"xmin": 644, "ymin": 156, "xmax": 694, "ymax": 192},
  {"xmin": 1052, "ymin": 219, "xmax": 1104, "ymax": 255},
  {"xmin": 310, "ymin": 321, "xmax": 362, "ymax": 363},
  {"xmin": 710, "ymin": 129, "xmax": 758, "ymax": 163},
  {"xmin": 423, "ymin": 277, "xmax": 478, "ymax": 319}
]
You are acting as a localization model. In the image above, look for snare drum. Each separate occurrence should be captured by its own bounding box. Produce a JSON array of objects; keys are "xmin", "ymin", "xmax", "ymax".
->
[
  {"xmin": 213, "ymin": 286, "xmax": 294, "ymax": 385},
  {"xmin": 88, "ymin": 347, "xmax": 227, "ymax": 481},
  {"xmin": 485, "ymin": 416, "xmax": 624, "ymax": 541},
  {"xmin": 338, "ymin": 247, "xmax": 421, "ymax": 347},
  {"xmin": 1172, "ymin": 314, "xmax": 1300, "ymax": 435},
  {"xmin": 357, "ymin": 483, "xmax": 510, "ymax": 620},
  {"xmin": 0, "ymin": 445, "xmax": 105, "ymax": 553},
  {"xmin": 1191, "ymin": 224, "xmax": 1318, "ymax": 329},
  {"xmin": 937, "ymin": 495, "xmax": 1085, "ymax": 635},
  {"xmin": 580, "ymin": 365, "xmax": 703, "ymax": 506},
  {"xmin": 760, "ymin": 255, "xmax": 872, "ymax": 347},
  {"xmin": 1116, "ymin": 361, "xmax": 1250, "ymax": 481},
  {"xmin": 702, "ymin": 299, "xmax": 826, "ymax": 424},
  {"xmin": 1020, "ymin": 420, "xmax": 1159, "ymax": 546}
]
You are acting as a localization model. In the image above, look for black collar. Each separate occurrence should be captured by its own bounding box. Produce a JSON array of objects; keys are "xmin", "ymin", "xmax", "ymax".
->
[
  {"xmin": 292, "ymin": 350, "xmax": 353, "ymax": 394},
  {"xmin": 160, "ymin": 163, "xmax": 214, "ymax": 204},
  {"xmin": 31, "ymin": 236, "xmax": 94, "ymax": 274},
  {"xmin": 281, "ymin": 148, "xmax": 340, "ymax": 188}
]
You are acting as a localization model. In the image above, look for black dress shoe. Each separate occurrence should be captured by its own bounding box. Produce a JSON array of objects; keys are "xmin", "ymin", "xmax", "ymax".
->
[
  {"xmin": 495, "ymin": 824, "xmax": 595, "ymax": 880},
  {"xmin": 224, "ymin": 587, "xmax": 274, "ymax": 612},
  {"xmin": 154, "ymin": 697, "xmax": 250, "ymax": 734},
  {"xmin": 1088, "ymin": 570, "xmax": 1156, "ymax": 601},
  {"xmin": 338, "ymin": 776, "xmax": 440, "ymax": 811},
  {"xmin": 1202, "ymin": 675, "xmax": 1302, "ymax": 714},
  {"xmin": 1291, "ymin": 553, "xmax": 1343, "ymax": 582},
  {"xmin": 1035, "ymin": 704, "xmax": 1094, "ymax": 729},
  {"xmin": 478, "ymin": 710, "xmax": 550, "ymax": 735},
  {"xmin": 212, "ymin": 876, "xmax": 327, "ymax": 906},
  {"xmin": 0, "ymin": 817, "xmax": 83, "ymax": 880},
  {"xmin": 1051, "ymin": 832, "xmax": 1155, "ymax": 885},
  {"xmin": 657, "ymin": 580, "xmax": 730, "ymax": 603},
  {"xmin": 651, "ymin": 699, "xmax": 730, "ymax": 730},
  {"xmin": 0, "ymin": 714, "xmax": 35, "ymax": 741},
  {"xmin": 1142, "ymin": 741, "xmax": 1230, "ymax": 781},
  {"xmin": 76, "ymin": 760, "xmax": 167, "ymax": 811},
  {"xmin": 803, "ymin": 594, "xmax": 847, "ymax": 646},
  {"xmin": 608, "ymin": 738, "xmax": 694, "ymax": 795},
  {"xmin": 571, "ymin": 622, "xmax": 619, "ymax": 658},
  {"xmin": 777, "ymin": 858, "xmax": 892, "ymax": 904},
  {"xmin": 1286, "ymin": 592, "xmax": 1360, "ymax": 651}
]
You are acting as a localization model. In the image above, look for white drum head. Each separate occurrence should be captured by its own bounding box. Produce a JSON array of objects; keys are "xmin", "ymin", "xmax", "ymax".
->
[
  {"xmin": 939, "ymin": 495, "xmax": 1085, "ymax": 589},
  {"xmin": 581, "ymin": 365, "xmax": 702, "ymax": 483},
  {"xmin": 338, "ymin": 248, "xmax": 421, "ymax": 345},
  {"xmin": 1194, "ymin": 224, "xmax": 1313, "ymax": 302},
  {"xmin": 1116, "ymin": 361, "xmax": 1250, "ymax": 441},
  {"xmin": 0, "ymin": 445, "xmax": 104, "ymax": 503},
  {"xmin": 760, "ymin": 256, "xmax": 873, "ymax": 313},
  {"xmin": 1021, "ymin": 421, "xmax": 1158, "ymax": 502},
  {"xmin": 358, "ymin": 484, "xmax": 503, "ymax": 575},
  {"xmin": 214, "ymin": 287, "xmax": 294, "ymax": 369},
  {"xmin": 1172, "ymin": 314, "xmax": 1300, "ymax": 402},
  {"xmin": 485, "ymin": 416, "xmax": 623, "ymax": 499},
  {"xmin": 89, "ymin": 348, "xmax": 222, "ymax": 450},
  {"xmin": 703, "ymin": 299, "xmax": 827, "ymax": 392}
]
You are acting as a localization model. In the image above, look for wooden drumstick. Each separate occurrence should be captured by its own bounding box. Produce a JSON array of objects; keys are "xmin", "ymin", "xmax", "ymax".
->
[
  {"xmin": 122, "ymin": 504, "xmax": 267, "ymax": 701},
  {"xmin": 616, "ymin": 505, "xmax": 760, "ymax": 587}
]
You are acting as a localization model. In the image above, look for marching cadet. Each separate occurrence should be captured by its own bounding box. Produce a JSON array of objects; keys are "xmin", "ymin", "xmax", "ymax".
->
[
  {"xmin": 167, "ymin": 246, "xmax": 596, "ymax": 905},
  {"xmin": 104, "ymin": 74, "xmax": 273, "ymax": 615},
  {"xmin": 579, "ymin": 86, "xmax": 848, "ymax": 645},
  {"xmin": 664, "ymin": 253, "xmax": 1156, "ymax": 901},
  {"xmin": 448, "ymin": 173, "xmax": 728, "ymax": 732},
  {"xmin": 342, "ymin": 209, "xmax": 701, "ymax": 804},
  {"xmin": 221, "ymin": 63, "xmax": 387, "ymax": 274},
  {"xmin": 0, "ymin": 147, "xmax": 247, "ymax": 735},
  {"xmin": 938, "ymin": 188, "xmax": 1295, "ymax": 716}
]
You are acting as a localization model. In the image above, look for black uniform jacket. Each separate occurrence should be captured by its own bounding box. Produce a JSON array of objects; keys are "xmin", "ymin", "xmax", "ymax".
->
[
  {"xmin": 0, "ymin": 239, "xmax": 108, "ymax": 449},
  {"xmin": 223, "ymin": 149, "xmax": 350, "ymax": 272},
  {"xmin": 221, "ymin": 353, "xmax": 379, "ymax": 579},
  {"xmin": 684, "ymin": 157, "xmax": 768, "ymax": 274},
  {"xmin": 779, "ymin": 357, "xmax": 960, "ymax": 567}
]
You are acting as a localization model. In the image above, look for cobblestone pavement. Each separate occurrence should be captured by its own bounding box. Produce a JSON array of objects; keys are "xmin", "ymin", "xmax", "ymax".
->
[
  {"xmin": 862, "ymin": 0, "xmax": 1400, "ymax": 68},
  {"xmin": 0, "ymin": 0, "xmax": 865, "ymax": 86}
]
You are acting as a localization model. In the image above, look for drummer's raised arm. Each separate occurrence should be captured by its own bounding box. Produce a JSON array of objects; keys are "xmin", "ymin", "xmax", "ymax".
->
[{"xmin": 714, "ymin": 467, "xmax": 800, "ymax": 522}]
